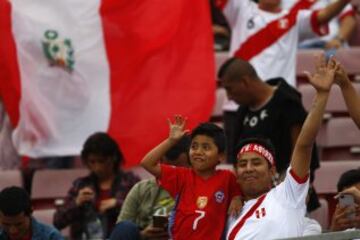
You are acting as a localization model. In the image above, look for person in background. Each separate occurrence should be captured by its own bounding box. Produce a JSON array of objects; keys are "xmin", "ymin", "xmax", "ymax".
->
[
  {"xmin": 330, "ymin": 169, "xmax": 360, "ymax": 231},
  {"xmin": 282, "ymin": 0, "xmax": 356, "ymax": 50},
  {"xmin": 53, "ymin": 132, "xmax": 140, "ymax": 239},
  {"xmin": 0, "ymin": 186, "xmax": 64, "ymax": 240},
  {"xmin": 110, "ymin": 136, "xmax": 191, "ymax": 240}
]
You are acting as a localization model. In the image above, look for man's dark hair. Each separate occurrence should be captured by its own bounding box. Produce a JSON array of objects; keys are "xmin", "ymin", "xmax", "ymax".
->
[
  {"xmin": 191, "ymin": 123, "xmax": 226, "ymax": 154},
  {"xmin": 218, "ymin": 57, "xmax": 259, "ymax": 81},
  {"xmin": 81, "ymin": 132, "xmax": 124, "ymax": 172},
  {"xmin": 165, "ymin": 135, "xmax": 191, "ymax": 161},
  {"xmin": 0, "ymin": 186, "xmax": 32, "ymax": 216},
  {"xmin": 234, "ymin": 136, "xmax": 276, "ymax": 167},
  {"xmin": 337, "ymin": 169, "xmax": 360, "ymax": 192}
]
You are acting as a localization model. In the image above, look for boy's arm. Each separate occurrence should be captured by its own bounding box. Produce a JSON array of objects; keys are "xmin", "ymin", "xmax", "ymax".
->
[
  {"xmin": 335, "ymin": 64, "xmax": 360, "ymax": 129},
  {"xmin": 291, "ymin": 55, "xmax": 339, "ymax": 179},
  {"xmin": 140, "ymin": 115, "xmax": 189, "ymax": 178}
]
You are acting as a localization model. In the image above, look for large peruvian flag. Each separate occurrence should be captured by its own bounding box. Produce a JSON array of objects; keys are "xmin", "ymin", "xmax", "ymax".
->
[{"xmin": 0, "ymin": 0, "xmax": 215, "ymax": 168}]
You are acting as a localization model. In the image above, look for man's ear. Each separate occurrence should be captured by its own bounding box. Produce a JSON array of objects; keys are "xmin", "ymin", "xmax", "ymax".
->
[
  {"xmin": 270, "ymin": 165, "xmax": 277, "ymax": 177},
  {"xmin": 242, "ymin": 75, "xmax": 251, "ymax": 87}
]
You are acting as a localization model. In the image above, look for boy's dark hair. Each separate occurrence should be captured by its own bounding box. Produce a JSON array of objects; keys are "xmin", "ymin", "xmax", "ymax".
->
[
  {"xmin": 0, "ymin": 186, "xmax": 32, "ymax": 216},
  {"xmin": 191, "ymin": 123, "xmax": 226, "ymax": 154},
  {"xmin": 234, "ymin": 137, "xmax": 276, "ymax": 167},
  {"xmin": 218, "ymin": 57, "xmax": 258, "ymax": 81},
  {"xmin": 165, "ymin": 135, "xmax": 191, "ymax": 161},
  {"xmin": 337, "ymin": 169, "xmax": 360, "ymax": 192},
  {"xmin": 81, "ymin": 132, "xmax": 124, "ymax": 172}
]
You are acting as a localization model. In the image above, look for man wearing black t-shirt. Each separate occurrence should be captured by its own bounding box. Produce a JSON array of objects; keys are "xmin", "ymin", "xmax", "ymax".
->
[{"xmin": 218, "ymin": 57, "xmax": 320, "ymax": 211}]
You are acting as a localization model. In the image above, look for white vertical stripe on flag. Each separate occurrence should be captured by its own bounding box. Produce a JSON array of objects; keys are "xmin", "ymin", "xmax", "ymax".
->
[{"xmin": 10, "ymin": 0, "xmax": 111, "ymax": 157}]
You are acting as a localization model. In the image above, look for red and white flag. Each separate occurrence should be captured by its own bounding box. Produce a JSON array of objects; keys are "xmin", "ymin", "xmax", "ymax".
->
[{"xmin": 0, "ymin": 0, "xmax": 215, "ymax": 168}]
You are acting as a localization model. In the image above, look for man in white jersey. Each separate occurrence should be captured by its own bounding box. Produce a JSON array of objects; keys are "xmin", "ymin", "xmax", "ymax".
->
[
  {"xmin": 282, "ymin": 0, "xmax": 356, "ymax": 49},
  {"xmin": 226, "ymin": 54, "xmax": 339, "ymax": 240},
  {"xmin": 218, "ymin": 0, "xmax": 350, "ymax": 86}
]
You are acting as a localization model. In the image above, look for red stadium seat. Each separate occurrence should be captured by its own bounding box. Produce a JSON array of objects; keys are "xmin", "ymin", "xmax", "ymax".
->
[
  {"xmin": 317, "ymin": 117, "xmax": 360, "ymax": 160},
  {"xmin": 298, "ymin": 83, "xmax": 360, "ymax": 117},
  {"xmin": 309, "ymin": 198, "xmax": 329, "ymax": 230},
  {"xmin": 127, "ymin": 166, "xmax": 153, "ymax": 180},
  {"xmin": 0, "ymin": 170, "xmax": 23, "ymax": 191},
  {"xmin": 31, "ymin": 169, "xmax": 89, "ymax": 209}
]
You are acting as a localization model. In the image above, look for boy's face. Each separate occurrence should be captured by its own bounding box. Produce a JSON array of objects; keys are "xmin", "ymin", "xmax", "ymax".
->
[
  {"xmin": 0, "ymin": 211, "xmax": 31, "ymax": 240},
  {"xmin": 189, "ymin": 135, "xmax": 223, "ymax": 176}
]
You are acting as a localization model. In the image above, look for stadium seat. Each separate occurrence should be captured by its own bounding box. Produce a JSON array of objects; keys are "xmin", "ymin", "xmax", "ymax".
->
[
  {"xmin": 127, "ymin": 165, "xmax": 153, "ymax": 180},
  {"xmin": 296, "ymin": 47, "xmax": 360, "ymax": 84},
  {"xmin": 31, "ymin": 169, "xmax": 89, "ymax": 209},
  {"xmin": 316, "ymin": 117, "xmax": 360, "ymax": 160},
  {"xmin": 0, "ymin": 170, "xmax": 23, "ymax": 191},
  {"xmin": 314, "ymin": 160, "xmax": 359, "ymax": 194},
  {"xmin": 309, "ymin": 198, "xmax": 329, "ymax": 230},
  {"xmin": 298, "ymin": 83, "xmax": 360, "ymax": 117},
  {"xmin": 211, "ymin": 87, "xmax": 227, "ymax": 122}
]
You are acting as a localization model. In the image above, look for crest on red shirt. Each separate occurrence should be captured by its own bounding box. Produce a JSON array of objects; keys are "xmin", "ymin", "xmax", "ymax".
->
[{"xmin": 196, "ymin": 196, "xmax": 208, "ymax": 209}]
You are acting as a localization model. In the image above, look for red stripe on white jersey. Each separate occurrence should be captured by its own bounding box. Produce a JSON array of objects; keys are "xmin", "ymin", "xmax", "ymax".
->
[
  {"xmin": 228, "ymin": 194, "xmax": 267, "ymax": 240},
  {"xmin": 234, "ymin": 0, "xmax": 316, "ymax": 61},
  {"xmin": 338, "ymin": 8, "xmax": 356, "ymax": 21}
]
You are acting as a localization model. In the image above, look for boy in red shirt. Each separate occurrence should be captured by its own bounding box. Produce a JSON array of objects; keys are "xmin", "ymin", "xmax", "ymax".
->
[{"xmin": 141, "ymin": 115, "xmax": 242, "ymax": 239}]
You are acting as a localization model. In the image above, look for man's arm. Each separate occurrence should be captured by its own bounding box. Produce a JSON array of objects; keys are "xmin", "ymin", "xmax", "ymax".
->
[
  {"xmin": 335, "ymin": 63, "xmax": 360, "ymax": 128},
  {"xmin": 325, "ymin": 14, "xmax": 357, "ymax": 49},
  {"xmin": 317, "ymin": 0, "xmax": 351, "ymax": 25},
  {"xmin": 291, "ymin": 55, "xmax": 339, "ymax": 179},
  {"xmin": 140, "ymin": 115, "xmax": 189, "ymax": 178}
]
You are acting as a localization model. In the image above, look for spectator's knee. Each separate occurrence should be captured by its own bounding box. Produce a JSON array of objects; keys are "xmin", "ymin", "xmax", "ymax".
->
[{"xmin": 109, "ymin": 221, "xmax": 140, "ymax": 240}]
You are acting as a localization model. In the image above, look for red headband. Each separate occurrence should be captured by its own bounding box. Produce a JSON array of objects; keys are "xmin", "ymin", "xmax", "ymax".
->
[{"xmin": 237, "ymin": 143, "xmax": 275, "ymax": 166}]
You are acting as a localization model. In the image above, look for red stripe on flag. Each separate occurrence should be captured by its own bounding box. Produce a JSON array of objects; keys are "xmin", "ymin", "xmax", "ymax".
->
[
  {"xmin": 228, "ymin": 194, "xmax": 267, "ymax": 240},
  {"xmin": 234, "ymin": 0, "xmax": 316, "ymax": 61},
  {"xmin": 99, "ymin": 0, "xmax": 215, "ymax": 168},
  {"xmin": 0, "ymin": 0, "xmax": 21, "ymax": 126}
]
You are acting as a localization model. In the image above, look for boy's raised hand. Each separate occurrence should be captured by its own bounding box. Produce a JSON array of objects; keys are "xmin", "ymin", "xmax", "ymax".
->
[
  {"xmin": 167, "ymin": 115, "xmax": 189, "ymax": 142},
  {"xmin": 304, "ymin": 54, "xmax": 339, "ymax": 93}
]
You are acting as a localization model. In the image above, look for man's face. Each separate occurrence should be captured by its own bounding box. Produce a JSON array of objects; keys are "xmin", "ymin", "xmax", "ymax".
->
[
  {"xmin": 222, "ymin": 77, "xmax": 251, "ymax": 106},
  {"xmin": 0, "ymin": 212, "xmax": 31, "ymax": 240},
  {"xmin": 235, "ymin": 152, "xmax": 275, "ymax": 200},
  {"xmin": 189, "ymin": 135, "xmax": 222, "ymax": 175}
]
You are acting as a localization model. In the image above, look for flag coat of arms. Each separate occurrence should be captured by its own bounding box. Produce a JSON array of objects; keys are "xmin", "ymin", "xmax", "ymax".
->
[{"xmin": 0, "ymin": 0, "xmax": 215, "ymax": 167}]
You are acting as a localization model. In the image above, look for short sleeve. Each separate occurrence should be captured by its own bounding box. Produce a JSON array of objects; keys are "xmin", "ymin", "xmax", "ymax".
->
[
  {"xmin": 338, "ymin": 4, "xmax": 356, "ymax": 21},
  {"xmin": 297, "ymin": 10, "xmax": 329, "ymax": 40},
  {"xmin": 158, "ymin": 164, "xmax": 188, "ymax": 198},
  {"xmin": 273, "ymin": 167, "xmax": 309, "ymax": 209}
]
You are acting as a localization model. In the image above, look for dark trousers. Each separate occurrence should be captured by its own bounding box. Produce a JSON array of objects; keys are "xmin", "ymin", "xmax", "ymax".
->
[{"xmin": 109, "ymin": 221, "xmax": 141, "ymax": 240}]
